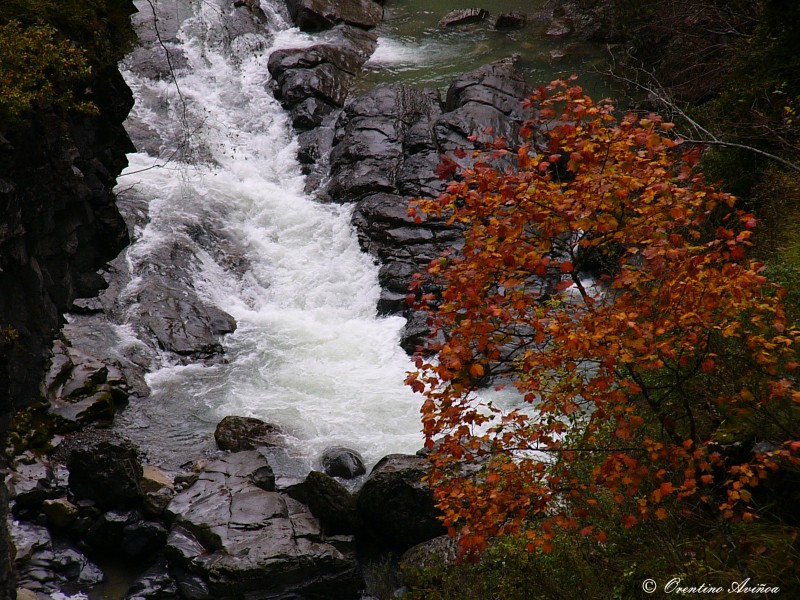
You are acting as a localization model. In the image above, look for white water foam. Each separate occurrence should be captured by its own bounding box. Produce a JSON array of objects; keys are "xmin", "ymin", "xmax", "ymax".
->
[
  {"xmin": 366, "ymin": 36, "xmax": 450, "ymax": 67},
  {"xmin": 114, "ymin": 0, "xmax": 423, "ymax": 473}
]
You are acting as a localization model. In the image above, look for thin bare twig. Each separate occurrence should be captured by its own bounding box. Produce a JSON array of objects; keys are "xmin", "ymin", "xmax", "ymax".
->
[{"xmin": 602, "ymin": 54, "xmax": 800, "ymax": 173}]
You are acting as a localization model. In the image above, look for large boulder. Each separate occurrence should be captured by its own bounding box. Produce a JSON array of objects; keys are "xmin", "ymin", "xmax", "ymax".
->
[
  {"xmin": 326, "ymin": 85, "xmax": 443, "ymax": 203},
  {"xmin": 66, "ymin": 431, "xmax": 144, "ymax": 509},
  {"xmin": 214, "ymin": 415, "xmax": 283, "ymax": 452},
  {"xmin": 320, "ymin": 446, "xmax": 366, "ymax": 479},
  {"xmin": 165, "ymin": 451, "xmax": 360, "ymax": 599},
  {"xmin": 357, "ymin": 454, "xmax": 445, "ymax": 551},
  {"xmin": 133, "ymin": 272, "xmax": 236, "ymax": 359},
  {"xmin": 288, "ymin": 471, "xmax": 361, "ymax": 535},
  {"xmin": 268, "ymin": 43, "xmax": 368, "ymax": 131},
  {"xmin": 285, "ymin": 0, "xmax": 384, "ymax": 32}
]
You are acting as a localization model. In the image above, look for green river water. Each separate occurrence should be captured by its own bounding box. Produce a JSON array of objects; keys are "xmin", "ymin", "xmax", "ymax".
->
[{"xmin": 358, "ymin": 0, "xmax": 614, "ymax": 98}]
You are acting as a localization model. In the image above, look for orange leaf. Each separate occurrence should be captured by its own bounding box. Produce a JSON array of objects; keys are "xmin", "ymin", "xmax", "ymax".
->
[{"xmin": 470, "ymin": 363, "xmax": 485, "ymax": 379}]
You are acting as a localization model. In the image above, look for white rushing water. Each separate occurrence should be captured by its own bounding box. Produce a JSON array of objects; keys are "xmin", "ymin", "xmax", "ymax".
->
[{"xmin": 114, "ymin": 0, "xmax": 423, "ymax": 475}]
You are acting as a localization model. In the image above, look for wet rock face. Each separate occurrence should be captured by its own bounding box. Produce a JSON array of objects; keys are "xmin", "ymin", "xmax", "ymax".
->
[
  {"xmin": 320, "ymin": 446, "xmax": 366, "ymax": 479},
  {"xmin": 322, "ymin": 61, "xmax": 532, "ymax": 348},
  {"xmin": 0, "ymin": 37, "xmax": 137, "ymax": 600},
  {"xmin": 11, "ymin": 520, "xmax": 104, "ymax": 595},
  {"xmin": 165, "ymin": 451, "xmax": 361, "ymax": 599},
  {"xmin": 269, "ymin": 43, "xmax": 365, "ymax": 131},
  {"xmin": 267, "ymin": 23, "xmax": 377, "ymax": 136},
  {"xmin": 326, "ymin": 85, "xmax": 444, "ymax": 203},
  {"xmin": 0, "ymin": 65, "xmax": 135, "ymax": 423},
  {"xmin": 43, "ymin": 339, "xmax": 129, "ymax": 429},
  {"xmin": 214, "ymin": 415, "xmax": 284, "ymax": 451},
  {"xmin": 133, "ymin": 276, "xmax": 236, "ymax": 359}
]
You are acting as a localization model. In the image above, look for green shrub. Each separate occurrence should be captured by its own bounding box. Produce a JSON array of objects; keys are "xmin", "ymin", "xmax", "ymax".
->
[
  {"xmin": 0, "ymin": 0, "xmax": 136, "ymax": 125},
  {"xmin": 0, "ymin": 20, "xmax": 95, "ymax": 121}
]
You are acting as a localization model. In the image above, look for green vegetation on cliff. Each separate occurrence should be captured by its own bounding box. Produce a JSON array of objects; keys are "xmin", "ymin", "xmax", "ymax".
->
[{"xmin": 0, "ymin": 0, "xmax": 136, "ymax": 124}]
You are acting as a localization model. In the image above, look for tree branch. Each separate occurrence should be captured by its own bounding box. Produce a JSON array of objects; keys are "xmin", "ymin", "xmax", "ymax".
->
[{"xmin": 602, "ymin": 53, "xmax": 800, "ymax": 173}]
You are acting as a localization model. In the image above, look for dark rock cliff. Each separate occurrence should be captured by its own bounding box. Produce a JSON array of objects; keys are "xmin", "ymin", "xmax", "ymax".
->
[
  {"xmin": 0, "ymin": 5, "xmax": 138, "ymax": 596},
  {"xmin": 0, "ymin": 67, "xmax": 134, "ymax": 425}
]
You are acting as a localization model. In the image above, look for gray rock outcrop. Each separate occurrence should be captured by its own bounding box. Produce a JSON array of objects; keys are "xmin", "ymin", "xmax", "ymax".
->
[
  {"xmin": 165, "ymin": 451, "xmax": 361, "ymax": 599},
  {"xmin": 268, "ymin": 32, "xmax": 377, "ymax": 132},
  {"xmin": 322, "ymin": 61, "xmax": 533, "ymax": 349}
]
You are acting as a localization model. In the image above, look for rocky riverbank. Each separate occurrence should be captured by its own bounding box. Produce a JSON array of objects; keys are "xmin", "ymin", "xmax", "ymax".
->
[{"xmin": 8, "ymin": 419, "xmax": 446, "ymax": 598}]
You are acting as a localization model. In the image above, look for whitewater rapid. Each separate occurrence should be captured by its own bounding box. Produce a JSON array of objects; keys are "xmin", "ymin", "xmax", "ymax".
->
[{"xmin": 113, "ymin": 0, "xmax": 423, "ymax": 475}]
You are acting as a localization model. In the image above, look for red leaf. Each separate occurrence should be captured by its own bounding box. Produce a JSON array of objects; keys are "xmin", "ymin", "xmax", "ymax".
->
[{"xmin": 435, "ymin": 155, "xmax": 459, "ymax": 180}]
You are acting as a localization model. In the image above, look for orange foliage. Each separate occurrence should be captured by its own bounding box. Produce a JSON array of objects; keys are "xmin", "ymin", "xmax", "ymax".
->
[{"xmin": 406, "ymin": 78, "xmax": 800, "ymax": 558}]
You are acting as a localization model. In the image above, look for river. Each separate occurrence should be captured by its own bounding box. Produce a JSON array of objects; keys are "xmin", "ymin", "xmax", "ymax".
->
[{"xmin": 110, "ymin": 0, "xmax": 609, "ymax": 481}]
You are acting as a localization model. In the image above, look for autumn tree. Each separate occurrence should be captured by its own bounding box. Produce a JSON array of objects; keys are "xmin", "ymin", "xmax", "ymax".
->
[{"xmin": 406, "ymin": 79, "xmax": 800, "ymax": 564}]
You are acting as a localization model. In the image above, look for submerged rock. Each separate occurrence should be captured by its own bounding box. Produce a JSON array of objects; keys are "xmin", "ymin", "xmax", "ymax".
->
[
  {"xmin": 546, "ymin": 18, "xmax": 573, "ymax": 37},
  {"xmin": 495, "ymin": 11, "xmax": 528, "ymax": 29},
  {"xmin": 439, "ymin": 8, "xmax": 490, "ymax": 28}
]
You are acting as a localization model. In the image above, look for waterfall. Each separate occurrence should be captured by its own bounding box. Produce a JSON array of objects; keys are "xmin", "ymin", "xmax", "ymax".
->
[{"xmin": 113, "ymin": 0, "xmax": 423, "ymax": 476}]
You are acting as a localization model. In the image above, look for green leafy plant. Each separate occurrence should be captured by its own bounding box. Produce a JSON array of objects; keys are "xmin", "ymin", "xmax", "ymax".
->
[{"xmin": 0, "ymin": 20, "xmax": 95, "ymax": 121}]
